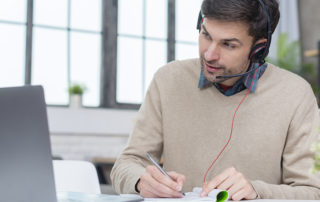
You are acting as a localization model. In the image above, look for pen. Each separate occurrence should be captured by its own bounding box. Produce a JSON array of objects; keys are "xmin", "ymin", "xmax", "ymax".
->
[{"xmin": 146, "ymin": 153, "xmax": 185, "ymax": 196}]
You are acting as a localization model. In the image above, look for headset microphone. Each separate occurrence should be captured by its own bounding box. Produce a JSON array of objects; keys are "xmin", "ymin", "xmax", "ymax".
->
[{"xmin": 216, "ymin": 63, "xmax": 262, "ymax": 79}]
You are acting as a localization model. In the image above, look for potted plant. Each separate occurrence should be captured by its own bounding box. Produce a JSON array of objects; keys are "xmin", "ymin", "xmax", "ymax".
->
[
  {"xmin": 68, "ymin": 84, "xmax": 86, "ymax": 108},
  {"xmin": 267, "ymin": 33, "xmax": 319, "ymax": 97}
]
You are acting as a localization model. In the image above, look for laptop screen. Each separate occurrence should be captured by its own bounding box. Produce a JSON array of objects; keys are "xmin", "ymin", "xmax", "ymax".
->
[{"xmin": 0, "ymin": 86, "xmax": 57, "ymax": 202}]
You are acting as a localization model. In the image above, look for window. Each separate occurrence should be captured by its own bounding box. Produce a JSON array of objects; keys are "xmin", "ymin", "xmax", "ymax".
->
[
  {"xmin": 0, "ymin": 0, "xmax": 203, "ymax": 108},
  {"xmin": 175, "ymin": 0, "xmax": 202, "ymax": 60},
  {"xmin": 32, "ymin": 0, "xmax": 102, "ymax": 106},
  {"xmin": 116, "ymin": 0, "xmax": 202, "ymax": 105},
  {"xmin": 0, "ymin": 0, "xmax": 27, "ymax": 87},
  {"xmin": 117, "ymin": 0, "xmax": 168, "ymax": 104}
]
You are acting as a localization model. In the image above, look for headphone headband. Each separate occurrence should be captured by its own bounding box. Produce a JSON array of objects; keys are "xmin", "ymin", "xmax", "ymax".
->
[{"xmin": 256, "ymin": 0, "xmax": 272, "ymax": 64}]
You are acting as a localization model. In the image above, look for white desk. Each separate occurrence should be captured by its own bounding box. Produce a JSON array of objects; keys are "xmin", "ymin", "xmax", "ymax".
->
[
  {"xmin": 57, "ymin": 192, "xmax": 142, "ymax": 202},
  {"xmin": 57, "ymin": 192, "xmax": 319, "ymax": 202}
]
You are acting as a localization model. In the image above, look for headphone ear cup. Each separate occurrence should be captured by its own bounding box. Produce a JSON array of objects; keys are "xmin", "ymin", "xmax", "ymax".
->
[{"xmin": 249, "ymin": 43, "xmax": 266, "ymax": 63}]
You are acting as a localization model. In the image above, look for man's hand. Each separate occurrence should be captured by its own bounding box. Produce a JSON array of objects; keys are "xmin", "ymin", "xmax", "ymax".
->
[
  {"xmin": 137, "ymin": 165, "xmax": 186, "ymax": 198},
  {"xmin": 200, "ymin": 167, "xmax": 257, "ymax": 201}
]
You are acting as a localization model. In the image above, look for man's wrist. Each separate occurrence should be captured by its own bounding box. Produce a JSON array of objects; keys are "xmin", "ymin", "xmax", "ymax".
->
[{"xmin": 135, "ymin": 178, "xmax": 141, "ymax": 193}]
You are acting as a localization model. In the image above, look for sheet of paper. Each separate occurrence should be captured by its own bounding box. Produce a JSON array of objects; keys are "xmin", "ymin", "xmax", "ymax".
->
[{"xmin": 121, "ymin": 187, "xmax": 229, "ymax": 202}]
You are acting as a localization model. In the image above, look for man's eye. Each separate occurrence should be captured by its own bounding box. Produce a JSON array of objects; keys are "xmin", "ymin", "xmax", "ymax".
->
[{"xmin": 224, "ymin": 42, "xmax": 235, "ymax": 49}]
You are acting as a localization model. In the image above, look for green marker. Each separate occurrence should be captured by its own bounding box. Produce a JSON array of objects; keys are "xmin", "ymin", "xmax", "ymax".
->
[{"xmin": 215, "ymin": 190, "xmax": 228, "ymax": 202}]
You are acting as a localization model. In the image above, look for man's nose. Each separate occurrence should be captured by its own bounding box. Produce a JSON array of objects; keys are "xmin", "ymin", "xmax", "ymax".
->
[{"xmin": 204, "ymin": 43, "xmax": 220, "ymax": 61}]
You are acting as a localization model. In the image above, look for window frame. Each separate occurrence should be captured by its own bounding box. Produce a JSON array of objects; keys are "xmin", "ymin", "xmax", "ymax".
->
[
  {"xmin": 4, "ymin": 0, "xmax": 177, "ymax": 109},
  {"xmin": 101, "ymin": 0, "xmax": 176, "ymax": 110}
]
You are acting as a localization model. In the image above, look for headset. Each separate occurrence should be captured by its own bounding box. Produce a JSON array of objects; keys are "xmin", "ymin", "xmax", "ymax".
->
[{"xmin": 196, "ymin": 0, "xmax": 272, "ymax": 79}]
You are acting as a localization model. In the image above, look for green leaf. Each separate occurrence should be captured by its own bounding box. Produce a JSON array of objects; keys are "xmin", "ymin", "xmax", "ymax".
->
[
  {"xmin": 277, "ymin": 33, "xmax": 289, "ymax": 59},
  {"xmin": 68, "ymin": 84, "xmax": 87, "ymax": 95},
  {"xmin": 267, "ymin": 32, "xmax": 317, "ymax": 97}
]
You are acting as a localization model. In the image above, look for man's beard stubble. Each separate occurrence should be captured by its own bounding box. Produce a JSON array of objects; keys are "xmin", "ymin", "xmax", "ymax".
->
[
  {"xmin": 200, "ymin": 54, "xmax": 251, "ymax": 84},
  {"xmin": 200, "ymin": 55, "xmax": 229, "ymax": 84}
]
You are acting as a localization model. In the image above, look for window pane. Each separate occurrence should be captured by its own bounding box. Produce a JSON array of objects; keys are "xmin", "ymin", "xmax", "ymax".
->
[
  {"xmin": 70, "ymin": 0, "xmax": 102, "ymax": 32},
  {"xmin": 118, "ymin": 0, "xmax": 143, "ymax": 36},
  {"xmin": 70, "ymin": 32, "xmax": 101, "ymax": 107},
  {"xmin": 33, "ymin": 0, "xmax": 68, "ymax": 28},
  {"xmin": 175, "ymin": 0, "xmax": 202, "ymax": 42},
  {"xmin": 145, "ymin": 40, "xmax": 167, "ymax": 95},
  {"xmin": 32, "ymin": 28, "xmax": 68, "ymax": 105},
  {"xmin": 175, "ymin": 43, "xmax": 199, "ymax": 60},
  {"xmin": 0, "ymin": 24, "xmax": 25, "ymax": 87},
  {"xmin": 117, "ymin": 36, "xmax": 143, "ymax": 104},
  {"xmin": 145, "ymin": 0, "xmax": 167, "ymax": 39},
  {"xmin": 0, "ymin": 0, "xmax": 26, "ymax": 22}
]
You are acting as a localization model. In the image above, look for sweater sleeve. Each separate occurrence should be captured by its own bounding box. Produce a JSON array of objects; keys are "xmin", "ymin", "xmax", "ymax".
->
[
  {"xmin": 251, "ymin": 85, "xmax": 320, "ymax": 199},
  {"xmin": 110, "ymin": 75, "xmax": 164, "ymax": 194}
]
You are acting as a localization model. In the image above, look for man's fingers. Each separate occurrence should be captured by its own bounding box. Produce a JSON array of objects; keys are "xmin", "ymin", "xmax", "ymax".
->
[
  {"xmin": 199, "ymin": 166, "xmax": 257, "ymax": 200},
  {"xmin": 230, "ymin": 188, "xmax": 247, "ymax": 201},
  {"xmin": 167, "ymin": 171, "xmax": 186, "ymax": 187},
  {"xmin": 141, "ymin": 170, "xmax": 181, "ymax": 197},
  {"xmin": 140, "ymin": 185, "xmax": 161, "ymax": 198},
  {"xmin": 223, "ymin": 176, "xmax": 246, "ymax": 198},
  {"xmin": 216, "ymin": 173, "xmax": 237, "ymax": 191},
  {"xmin": 139, "ymin": 173, "xmax": 160, "ymax": 198},
  {"xmin": 201, "ymin": 167, "xmax": 236, "ymax": 196},
  {"xmin": 141, "ymin": 166, "xmax": 184, "ymax": 198},
  {"xmin": 147, "ymin": 166, "xmax": 181, "ymax": 192},
  {"xmin": 148, "ymin": 177, "xmax": 183, "ymax": 198}
]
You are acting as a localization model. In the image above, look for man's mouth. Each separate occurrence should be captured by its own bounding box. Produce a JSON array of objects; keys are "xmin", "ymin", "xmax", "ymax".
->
[{"xmin": 205, "ymin": 63, "xmax": 223, "ymax": 73}]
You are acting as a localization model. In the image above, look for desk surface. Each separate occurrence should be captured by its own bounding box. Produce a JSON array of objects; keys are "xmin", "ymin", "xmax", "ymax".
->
[
  {"xmin": 57, "ymin": 192, "xmax": 319, "ymax": 202},
  {"xmin": 57, "ymin": 192, "xmax": 142, "ymax": 202}
]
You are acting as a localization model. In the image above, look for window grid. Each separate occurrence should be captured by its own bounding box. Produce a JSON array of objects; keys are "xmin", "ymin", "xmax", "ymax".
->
[
  {"xmin": 116, "ymin": 0, "xmax": 169, "ymax": 104},
  {"xmin": 0, "ymin": 22, "xmax": 26, "ymax": 87},
  {"xmin": 1, "ymin": 0, "xmax": 198, "ymax": 108},
  {"xmin": 31, "ymin": 0, "xmax": 102, "ymax": 106},
  {"xmin": 0, "ymin": 1, "xmax": 27, "ymax": 86},
  {"xmin": 0, "ymin": 20, "xmax": 27, "ymax": 26}
]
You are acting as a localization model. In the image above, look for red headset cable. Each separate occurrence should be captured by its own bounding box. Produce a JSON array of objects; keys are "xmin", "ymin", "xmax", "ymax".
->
[{"xmin": 203, "ymin": 66, "xmax": 260, "ymax": 184}]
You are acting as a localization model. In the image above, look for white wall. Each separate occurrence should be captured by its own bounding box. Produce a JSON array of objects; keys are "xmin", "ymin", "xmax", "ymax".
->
[
  {"xmin": 47, "ymin": 107, "xmax": 138, "ymax": 135},
  {"xmin": 47, "ymin": 107, "xmax": 138, "ymax": 160}
]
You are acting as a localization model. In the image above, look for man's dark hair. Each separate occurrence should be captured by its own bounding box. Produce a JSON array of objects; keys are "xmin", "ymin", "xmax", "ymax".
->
[{"xmin": 201, "ymin": 0, "xmax": 280, "ymax": 44}]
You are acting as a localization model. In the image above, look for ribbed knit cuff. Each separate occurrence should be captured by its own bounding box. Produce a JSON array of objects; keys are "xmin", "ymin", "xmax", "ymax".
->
[
  {"xmin": 126, "ymin": 167, "xmax": 145, "ymax": 194},
  {"xmin": 251, "ymin": 180, "xmax": 265, "ymax": 199},
  {"xmin": 135, "ymin": 178, "xmax": 141, "ymax": 193}
]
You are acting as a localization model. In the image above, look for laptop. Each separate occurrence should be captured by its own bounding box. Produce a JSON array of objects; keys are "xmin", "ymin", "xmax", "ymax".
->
[{"xmin": 0, "ymin": 86, "xmax": 57, "ymax": 202}]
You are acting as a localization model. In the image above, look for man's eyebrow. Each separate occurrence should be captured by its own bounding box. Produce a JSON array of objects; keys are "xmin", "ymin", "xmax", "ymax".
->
[
  {"xmin": 201, "ymin": 24, "xmax": 210, "ymax": 35},
  {"xmin": 202, "ymin": 24, "xmax": 243, "ymax": 46},
  {"xmin": 224, "ymin": 38, "xmax": 243, "ymax": 46}
]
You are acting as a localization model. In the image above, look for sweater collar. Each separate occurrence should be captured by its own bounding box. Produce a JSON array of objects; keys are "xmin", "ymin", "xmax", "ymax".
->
[{"xmin": 198, "ymin": 62, "xmax": 267, "ymax": 96}]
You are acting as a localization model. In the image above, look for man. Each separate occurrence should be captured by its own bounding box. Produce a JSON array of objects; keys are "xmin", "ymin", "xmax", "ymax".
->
[{"xmin": 111, "ymin": 0, "xmax": 320, "ymax": 200}]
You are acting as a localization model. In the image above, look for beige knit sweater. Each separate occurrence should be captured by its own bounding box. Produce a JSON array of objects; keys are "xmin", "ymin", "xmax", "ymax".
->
[{"xmin": 111, "ymin": 59, "xmax": 320, "ymax": 199}]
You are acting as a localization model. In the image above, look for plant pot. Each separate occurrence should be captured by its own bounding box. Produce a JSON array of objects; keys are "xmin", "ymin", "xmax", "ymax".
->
[{"xmin": 69, "ymin": 94, "xmax": 82, "ymax": 108}]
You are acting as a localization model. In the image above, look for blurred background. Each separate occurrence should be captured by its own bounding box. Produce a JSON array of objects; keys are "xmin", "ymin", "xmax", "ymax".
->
[{"xmin": 0, "ymin": 0, "xmax": 319, "ymax": 193}]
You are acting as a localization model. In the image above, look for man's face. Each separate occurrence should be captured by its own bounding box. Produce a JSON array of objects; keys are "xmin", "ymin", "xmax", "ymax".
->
[{"xmin": 199, "ymin": 18, "xmax": 254, "ymax": 86}]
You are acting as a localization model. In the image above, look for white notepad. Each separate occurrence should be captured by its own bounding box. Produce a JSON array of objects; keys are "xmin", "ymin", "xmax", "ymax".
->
[{"xmin": 121, "ymin": 187, "xmax": 229, "ymax": 202}]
